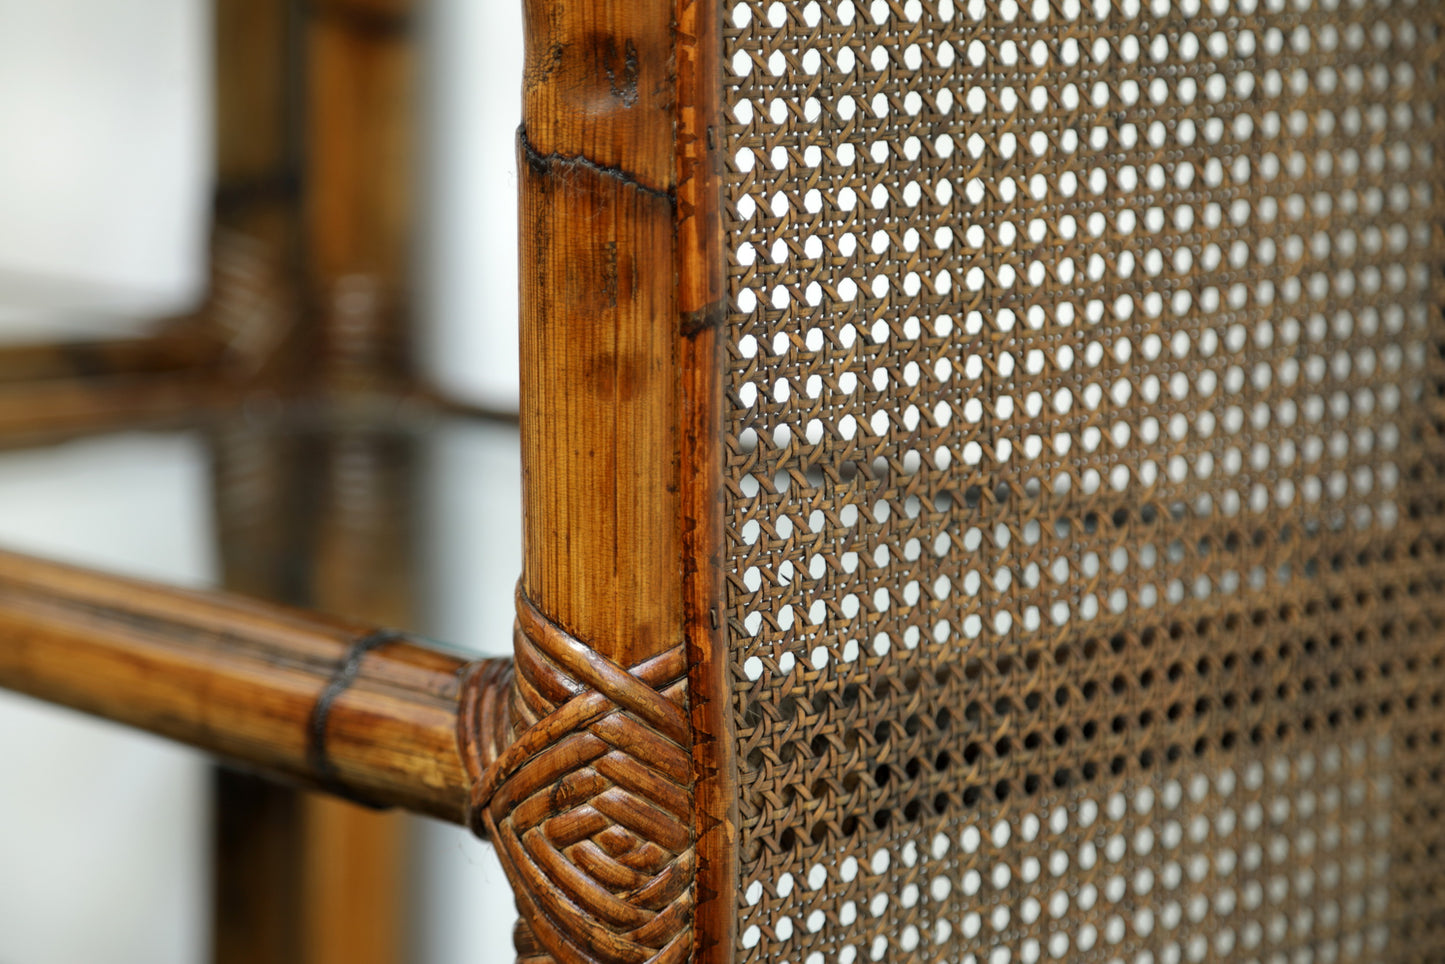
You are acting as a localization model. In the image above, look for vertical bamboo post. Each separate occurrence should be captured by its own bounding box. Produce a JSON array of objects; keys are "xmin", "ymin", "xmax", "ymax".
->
[
  {"xmin": 210, "ymin": 1, "xmax": 309, "ymax": 960},
  {"xmin": 211, "ymin": 1, "xmax": 417, "ymax": 961},
  {"xmin": 478, "ymin": 0, "xmax": 732, "ymax": 959},
  {"xmin": 516, "ymin": 5, "xmax": 682, "ymax": 671}
]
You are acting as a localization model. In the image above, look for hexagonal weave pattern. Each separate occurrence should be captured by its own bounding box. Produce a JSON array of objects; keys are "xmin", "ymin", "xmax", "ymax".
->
[{"xmin": 722, "ymin": 1, "xmax": 1445, "ymax": 961}]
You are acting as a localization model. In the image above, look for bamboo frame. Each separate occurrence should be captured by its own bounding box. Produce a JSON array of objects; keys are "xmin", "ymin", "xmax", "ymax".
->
[
  {"xmin": 487, "ymin": 0, "xmax": 730, "ymax": 959},
  {"xmin": 208, "ymin": 1, "xmax": 420, "ymax": 959},
  {"xmin": 0, "ymin": 0, "xmax": 736, "ymax": 961},
  {"xmin": 0, "ymin": 549, "xmax": 507, "ymax": 823},
  {"xmin": 7, "ymin": 0, "xmax": 1445, "ymax": 962}
]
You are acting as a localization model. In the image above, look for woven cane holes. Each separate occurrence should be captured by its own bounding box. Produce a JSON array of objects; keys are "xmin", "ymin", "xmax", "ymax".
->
[
  {"xmin": 739, "ymin": 741, "xmax": 1393, "ymax": 964},
  {"xmin": 724, "ymin": 0, "xmax": 1445, "ymax": 961}
]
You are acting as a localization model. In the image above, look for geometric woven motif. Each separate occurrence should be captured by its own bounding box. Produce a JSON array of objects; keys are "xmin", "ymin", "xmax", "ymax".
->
[{"xmin": 473, "ymin": 591, "xmax": 694, "ymax": 964}]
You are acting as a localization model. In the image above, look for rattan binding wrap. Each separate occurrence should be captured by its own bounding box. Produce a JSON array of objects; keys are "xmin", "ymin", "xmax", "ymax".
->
[
  {"xmin": 471, "ymin": 591, "xmax": 696, "ymax": 964},
  {"xmin": 722, "ymin": 1, "xmax": 1445, "ymax": 962}
]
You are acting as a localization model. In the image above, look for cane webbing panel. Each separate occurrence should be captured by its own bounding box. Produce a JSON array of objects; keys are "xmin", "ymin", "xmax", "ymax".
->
[{"xmin": 721, "ymin": 2, "xmax": 1445, "ymax": 963}]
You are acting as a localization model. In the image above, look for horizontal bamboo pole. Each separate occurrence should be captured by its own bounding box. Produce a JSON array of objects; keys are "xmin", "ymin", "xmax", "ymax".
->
[
  {"xmin": 0, "ymin": 549, "xmax": 506, "ymax": 823},
  {"xmin": 0, "ymin": 375, "xmax": 234, "ymax": 450},
  {"xmin": 0, "ymin": 322, "xmax": 221, "ymax": 383}
]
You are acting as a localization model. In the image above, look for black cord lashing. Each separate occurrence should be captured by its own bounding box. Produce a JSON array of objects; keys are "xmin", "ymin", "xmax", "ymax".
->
[{"xmin": 307, "ymin": 628, "xmax": 406, "ymax": 795}]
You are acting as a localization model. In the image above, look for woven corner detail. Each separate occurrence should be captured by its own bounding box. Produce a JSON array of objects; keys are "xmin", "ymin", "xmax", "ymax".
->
[{"xmin": 469, "ymin": 586, "xmax": 696, "ymax": 964}]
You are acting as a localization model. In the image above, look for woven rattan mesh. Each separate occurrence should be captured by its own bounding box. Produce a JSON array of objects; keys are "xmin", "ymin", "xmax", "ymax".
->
[{"xmin": 721, "ymin": 1, "xmax": 1445, "ymax": 961}]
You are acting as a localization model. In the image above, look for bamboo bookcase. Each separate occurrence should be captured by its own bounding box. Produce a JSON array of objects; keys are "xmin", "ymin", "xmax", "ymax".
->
[{"xmin": 5, "ymin": 1, "xmax": 1445, "ymax": 963}]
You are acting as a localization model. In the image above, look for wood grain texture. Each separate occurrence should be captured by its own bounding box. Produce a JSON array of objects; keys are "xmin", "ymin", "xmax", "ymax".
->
[
  {"xmin": 518, "ymin": 150, "xmax": 680, "ymax": 671},
  {"xmin": 516, "ymin": 0, "xmax": 679, "ymax": 741},
  {"xmin": 488, "ymin": 0, "xmax": 734, "ymax": 960},
  {"xmin": 507, "ymin": 0, "xmax": 693, "ymax": 957},
  {"xmin": 674, "ymin": 0, "xmax": 737, "ymax": 961},
  {"xmin": 0, "ymin": 548, "xmax": 505, "ymax": 823}
]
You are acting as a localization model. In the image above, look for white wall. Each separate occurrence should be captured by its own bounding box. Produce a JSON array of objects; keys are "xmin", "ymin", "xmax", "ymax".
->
[
  {"xmin": 0, "ymin": 9, "xmax": 216, "ymax": 951},
  {"xmin": 0, "ymin": 0, "xmax": 523, "ymax": 405},
  {"xmin": 419, "ymin": 0, "xmax": 525, "ymax": 410},
  {"xmin": 0, "ymin": 0, "xmax": 211, "ymax": 340},
  {"xmin": 0, "ymin": 432, "xmax": 217, "ymax": 964},
  {"xmin": 410, "ymin": 419, "xmax": 525, "ymax": 964},
  {"xmin": 415, "ymin": 3, "xmax": 528, "ymax": 956}
]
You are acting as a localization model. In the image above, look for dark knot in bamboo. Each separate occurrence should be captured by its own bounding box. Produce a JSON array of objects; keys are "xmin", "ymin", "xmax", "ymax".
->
[{"xmin": 464, "ymin": 586, "xmax": 696, "ymax": 964}]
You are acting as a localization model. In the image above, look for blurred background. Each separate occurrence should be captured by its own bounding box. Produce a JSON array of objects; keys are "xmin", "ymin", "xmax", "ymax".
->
[{"xmin": 0, "ymin": 0, "xmax": 526, "ymax": 960}]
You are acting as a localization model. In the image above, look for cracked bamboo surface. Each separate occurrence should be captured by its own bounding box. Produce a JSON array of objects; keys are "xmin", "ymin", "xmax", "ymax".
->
[{"xmin": 500, "ymin": 0, "xmax": 733, "ymax": 960}]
